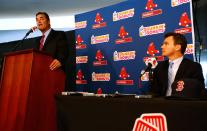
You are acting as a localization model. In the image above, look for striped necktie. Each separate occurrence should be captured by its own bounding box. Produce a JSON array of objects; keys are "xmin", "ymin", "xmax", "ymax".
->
[
  {"xmin": 39, "ymin": 34, "xmax": 45, "ymax": 50},
  {"xmin": 166, "ymin": 62, "xmax": 174, "ymax": 96}
]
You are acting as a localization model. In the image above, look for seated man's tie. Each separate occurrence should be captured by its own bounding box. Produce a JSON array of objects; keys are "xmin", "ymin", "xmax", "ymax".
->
[{"xmin": 166, "ymin": 62, "xmax": 174, "ymax": 96}]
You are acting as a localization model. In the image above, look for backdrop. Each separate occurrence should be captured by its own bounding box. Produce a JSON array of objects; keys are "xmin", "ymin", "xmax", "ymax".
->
[{"xmin": 75, "ymin": 0, "xmax": 194, "ymax": 94}]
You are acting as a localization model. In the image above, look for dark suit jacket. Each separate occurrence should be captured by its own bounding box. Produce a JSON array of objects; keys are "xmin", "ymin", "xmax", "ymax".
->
[
  {"xmin": 35, "ymin": 29, "xmax": 68, "ymax": 69},
  {"xmin": 150, "ymin": 58, "xmax": 205, "ymax": 97}
]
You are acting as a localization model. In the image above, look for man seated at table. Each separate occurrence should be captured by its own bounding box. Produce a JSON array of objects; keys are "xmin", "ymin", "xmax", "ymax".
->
[{"xmin": 149, "ymin": 32, "xmax": 205, "ymax": 98}]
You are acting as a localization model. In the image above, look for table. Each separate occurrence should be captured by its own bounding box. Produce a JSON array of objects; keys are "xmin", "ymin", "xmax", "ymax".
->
[{"xmin": 55, "ymin": 95, "xmax": 207, "ymax": 131}]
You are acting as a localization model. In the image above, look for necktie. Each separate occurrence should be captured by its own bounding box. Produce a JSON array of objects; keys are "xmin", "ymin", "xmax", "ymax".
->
[
  {"xmin": 39, "ymin": 34, "xmax": 45, "ymax": 50},
  {"xmin": 166, "ymin": 62, "xmax": 174, "ymax": 96}
]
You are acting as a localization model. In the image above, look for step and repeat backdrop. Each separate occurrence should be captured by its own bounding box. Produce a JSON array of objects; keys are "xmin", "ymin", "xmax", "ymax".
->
[{"xmin": 75, "ymin": 0, "xmax": 194, "ymax": 94}]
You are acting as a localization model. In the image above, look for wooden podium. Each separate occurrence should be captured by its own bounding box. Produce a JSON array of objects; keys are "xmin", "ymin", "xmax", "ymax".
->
[{"xmin": 0, "ymin": 49, "xmax": 65, "ymax": 131}]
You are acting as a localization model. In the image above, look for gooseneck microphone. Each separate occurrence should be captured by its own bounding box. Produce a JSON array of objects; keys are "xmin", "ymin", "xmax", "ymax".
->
[
  {"xmin": 12, "ymin": 26, "xmax": 37, "ymax": 51},
  {"xmin": 140, "ymin": 63, "xmax": 152, "ymax": 78},
  {"xmin": 145, "ymin": 63, "xmax": 152, "ymax": 72},
  {"xmin": 25, "ymin": 29, "xmax": 34, "ymax": 38},
  {"xmin": 24, "ymin": 26, "xmax": 37, "ymax": 40}
]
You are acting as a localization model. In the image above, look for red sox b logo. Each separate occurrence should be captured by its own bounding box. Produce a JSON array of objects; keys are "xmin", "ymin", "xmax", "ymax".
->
[
  {"xmin": 133, "ymin": 113, "xmax": 168, "ymax": 131},
  {"xmin": 145, "ymin": 0, "xmax": 158, "ymax": 11}
]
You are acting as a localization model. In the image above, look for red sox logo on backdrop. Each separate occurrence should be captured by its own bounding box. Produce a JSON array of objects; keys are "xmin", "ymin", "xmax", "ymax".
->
[
  {"xmin": 92, "ymin": 13, "xmax": 107, "ymax": 29},
  {"xmin": 93, "ymin": 50, "xmax": 108, "ymax": 66},
  {"xmin": 141, "ymin": 42, "xmax": 164, "ymax": 81},
  {"xmin": 76, "ymin": 69, "xmax": 87, "ymax": 84},
  {"xmin": 76, "ymin": 34, "xmax": 87, "ymax": 49},
  {"xmin": 133, "ymin": 113, "xmax": 168, "ymax": 131},
  {"xmin": 175, "ymin": 12, "xmax": 193, "ymax": 54},
  {"xmin": 145, "ymin": 0, "xmax": 157, "ymax": 11},
  {"xmin": 142, "ymin": 0, "xmax": 162, "ymax": 18},
  {"xmin": 147, "ymin": 42, "xmax": 159, "ymax": 56},
  {"xmin": 119, "ymin": 26, "xmax": 128, "ymax": 39},
  {"xmin": 175, "ymin": 12, "xmax": 192, "ymax": 34},
  {"xmin": 116, "ymin": 67, "xmax": 134, "ymax": 85},
  {"xmin": 115, "ymin": 26, "xmax": 133, "ymax": 44},
  {"xmin": 119, "ymin": 67, "xmax": 130, "ymax": 80},
  {"xmin": 144, "ymin": 42, "xmax": 164, "ymax": 61}
]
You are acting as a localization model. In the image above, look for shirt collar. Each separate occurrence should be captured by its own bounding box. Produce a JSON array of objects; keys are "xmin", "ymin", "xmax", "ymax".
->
[
  {"xmin": 169, "ymin": 56, "xmax": 183, "ymax": 65},
  {"xmin": 43, "ymin": 28, "xmax": 52, "ymax": 38}
]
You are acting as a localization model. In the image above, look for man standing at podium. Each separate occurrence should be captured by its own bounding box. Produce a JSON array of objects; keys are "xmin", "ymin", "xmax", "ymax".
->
[{"xmin": 35, "ymin": 12, "xmax": 67, "ymax": 71}]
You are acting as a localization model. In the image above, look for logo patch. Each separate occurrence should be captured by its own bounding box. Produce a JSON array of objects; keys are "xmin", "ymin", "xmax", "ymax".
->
[{"xmin": 176, "ymin": 80, "xmax": 185, "ymax": 91}]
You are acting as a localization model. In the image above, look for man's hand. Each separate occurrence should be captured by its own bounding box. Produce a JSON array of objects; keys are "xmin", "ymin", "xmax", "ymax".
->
[{"xmin": 49, "ymin": 59, "xmax": 61, "ymax": 70}]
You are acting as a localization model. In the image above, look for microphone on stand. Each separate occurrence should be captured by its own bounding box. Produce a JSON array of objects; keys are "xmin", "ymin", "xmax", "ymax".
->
[
  {"xmin": 140, "ymin": 57, "xmax": 158, "ymax": 88},
  {"xmin": 140, "ymin": 63, "xmax": 152, "ymax": 78},
  {"xmin": 12, "ymin": 26, "xmax": 37, "ymax": 51},
  {"xmin": 24, "ymin": 26, "xmax": 37, "ymax": 39},
  {"xmin": 140, "ymin": 57, "xmax": 157, "ymax": 78}
]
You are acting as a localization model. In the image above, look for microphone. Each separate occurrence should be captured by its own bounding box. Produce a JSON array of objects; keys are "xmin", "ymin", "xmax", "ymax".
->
[
  {"xmin": 144, "ymin": 57, "xmax": 157, "ymax": 69},
  {"xmin": 12, "ymin": 26, "xmax": 37, "ymax": 51},
  {"xmin": 25, "ymin": 26, "xmax": 37, "ymax": 38},
  {"xmin": 140, "ymin": 63, "xmax": 152, "ymax": 77},
  {"xmin": 25, "ymin": 29, "xmax": 33, "ymax": 37},
  {"xmin": 140, "ymin": 57, "xmax": 157, "ymax": 78},
  {"xmin": 144, "ymin": 63, "xmax": 152, "ymax": 72}
]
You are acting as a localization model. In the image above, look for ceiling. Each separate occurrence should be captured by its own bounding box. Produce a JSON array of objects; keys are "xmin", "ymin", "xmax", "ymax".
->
[
  {"xmin": 1, "ymin": 0, "xmax": 207, "ymax": 19},
  {"xmin": 0, "ymin": 0, "xmax": 126, "ymax": 18}
]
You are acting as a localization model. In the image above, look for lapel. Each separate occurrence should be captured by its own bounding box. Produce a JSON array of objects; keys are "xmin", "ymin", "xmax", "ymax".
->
[
  {"xmin": 174, "ymin": 58, "xmax": 186, "ymax": 80},
  {"xmin": 43, "ymin": 29, "xmax": 54, "ymax": 50},
  {"xmin": 36, "ymin": 37, "xmax": 41, "ymax": 49},
  {"xmin": 162, "ymin": 60, "xmax": 169, "ymax": 94}
]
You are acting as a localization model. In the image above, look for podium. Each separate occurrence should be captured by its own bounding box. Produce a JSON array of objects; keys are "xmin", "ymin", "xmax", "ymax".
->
[{"xmin": 0, "ymin": 49, "xmax": 65, "ymax": 131}]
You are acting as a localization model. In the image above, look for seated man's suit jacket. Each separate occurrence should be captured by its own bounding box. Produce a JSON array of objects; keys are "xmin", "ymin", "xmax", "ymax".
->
[{"xmin": 150, "ymin": 58, "xmax": 205, "ymax": 97}]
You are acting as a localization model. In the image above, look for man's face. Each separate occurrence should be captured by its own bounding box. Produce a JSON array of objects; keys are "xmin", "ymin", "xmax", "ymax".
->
[
  {"xmin": 36, "ymin": 14, "xmax": 50, "ymax": 33},
  {"xmin": 161, "ymin": 36, "xmax": 180, "ymax": 57}
]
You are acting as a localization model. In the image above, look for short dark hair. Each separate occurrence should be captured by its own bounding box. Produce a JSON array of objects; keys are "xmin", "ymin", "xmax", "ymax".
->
[
  {"xmin": 164, "ymin": 32, "xmax": 187, "ymax": 54},
  {"xmin": 36, "ymin": 12, "xmax": 50, "ymax": 21}
]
